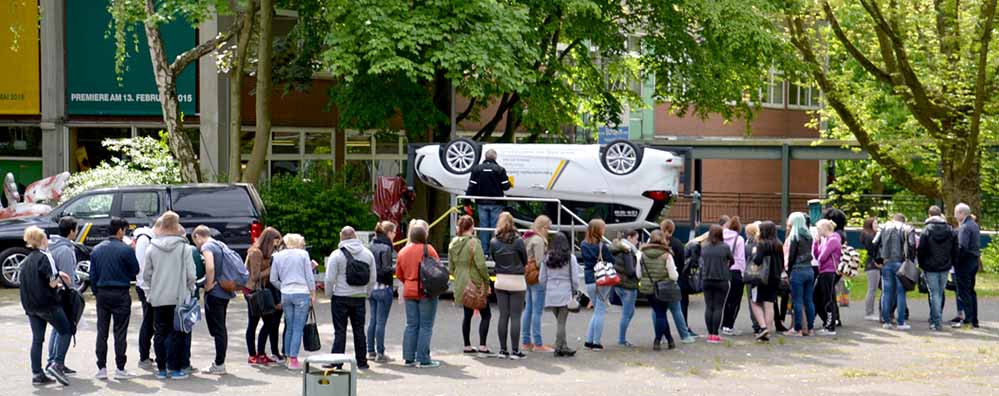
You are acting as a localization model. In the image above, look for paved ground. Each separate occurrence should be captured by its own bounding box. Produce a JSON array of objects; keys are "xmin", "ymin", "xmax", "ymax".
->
[{"xmin": 1, "ymin": 288, "xmax": 997, "ymax": 396}]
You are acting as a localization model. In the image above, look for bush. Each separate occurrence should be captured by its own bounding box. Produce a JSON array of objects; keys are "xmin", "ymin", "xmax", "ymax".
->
[
  {"xmin": 982, "ymin": 241, "xmax": 999, "ymax": 274},
  {"xmin": 62, "ymin": 134, "xmax": 181, "ymax": 202},
  {"xmin": 259, "ymin": 175, "xmax": 377, "ymax": 259}
]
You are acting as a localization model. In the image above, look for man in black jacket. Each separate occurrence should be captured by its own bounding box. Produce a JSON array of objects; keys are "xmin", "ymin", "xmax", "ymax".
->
[
  {"xmin": 90, "ymin": 217, "xmax": 141, "ymax": 379},
  {"xmin": 953, "ymin": 203, "xmax": 980, "ymax": 328},
  {"xmin": 465, "ymin": 149, "xmax": 511, "ymax": 252},
  {"xmin": 917, "ymin": 206, "xmax": 959, "ymax": 331}
]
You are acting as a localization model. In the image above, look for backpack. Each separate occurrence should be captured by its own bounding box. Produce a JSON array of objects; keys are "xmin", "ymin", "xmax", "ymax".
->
[
  {"xmin": 419, "ymin": 244, "xmax": 450, "ymax": 298},
  {"xmin": 684, "ymin": 243, "xmax": 704, "ymax": 294},
  {"xmin": 837, "ymin": 244, "xmax": 861, "ymax": 278},
  {"xmin": 210, "ymin": 240, "xmax": 249, "ymax": 294},
  {"xmin": 60, "ymin": 288, "xmax": 85, "ymax": 335},
  {"xmin": 341, "ymin": 247, "xmax": 372, "ymax": 286}
]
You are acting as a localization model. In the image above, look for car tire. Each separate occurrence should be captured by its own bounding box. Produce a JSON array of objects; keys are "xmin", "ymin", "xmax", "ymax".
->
[
  {"xmin": 600, "ymin": 139, "xmax": 643, "ymax": 175},
  {"xmin": 75, "ymin": 260, "xmax": 90, "ymax": 294},
  {"xmin": 0, "ymin": 246, "xmax": 30, "ymax": 288},
  {"xmin": 440, "ymin": 138, "xmax": 481, "ymax": 175}
]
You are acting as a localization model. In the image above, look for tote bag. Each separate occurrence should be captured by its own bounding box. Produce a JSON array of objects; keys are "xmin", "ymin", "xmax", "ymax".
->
[{"xmin": 303, "ymin": 307, "xmax": 322, "ymax": 352}]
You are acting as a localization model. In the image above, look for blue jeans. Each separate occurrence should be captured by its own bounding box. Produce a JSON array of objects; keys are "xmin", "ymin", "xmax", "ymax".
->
[
  {"xmin": 366, "ymin": 288, "xmax": 393, "ymax": 354},
  {"xmin": 790, "ymin": 267, "xmax": 816, "ymax": 332},
  {"xmin": 585, "ymin": 284, "xmax": 610, "ymax": 344},
  {"xmin": 403, "ymin": 297, "xmax": 438, "ymax": 364},
  {"xmin": 29, "ymin": 310, "xmax": 71, "ymax": 374},
  {"xmin": 521, "ymin": 283, "xmax": 546, "ymax": 345},
  {"xmin": 924, "ymin": 271, "xmax": 948, "ymax": 328},
  {"xmin": 47, "ymin": 330, "xmax": 66, "ymax": 367},
  {"xmin": 880, "ymin": 261, "xmax": 907, "ymax": 325},
  {"xmin": 477, "ymin": 204, "xmax": 504, "ymax": 252},
  {"xmin": 613, "ymin": 287, "xmax": 638, "ymax": 344},
  {"xmin": 650, "ymin": 299, "xmax": 690, "ymax": 343},
  {"xmin": 282, "ymin": 293, "xmax": 311, "ymax": 358}
]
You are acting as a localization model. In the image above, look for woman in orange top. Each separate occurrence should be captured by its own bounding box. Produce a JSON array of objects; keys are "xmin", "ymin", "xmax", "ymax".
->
[{"xmin": 395, "ymin": 221, "xmax": 442, "ymax": 368}]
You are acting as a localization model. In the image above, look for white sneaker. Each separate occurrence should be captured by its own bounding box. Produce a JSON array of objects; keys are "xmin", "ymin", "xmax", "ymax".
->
[
  {"xmin": 115, "ymin": 369, "xmax": 136, "ymax": 380},
  {"xmin": 94, "ymin": 368, "xmax": 108, "ymax": 380},
  {"xmin": 864, "ymin": 315, "xmax": 880, "ymax": 322},
  {"xmin": 138, "ymin": 359, "xmax": 155, "ymax": 370},
  {"xmin": 816, "ymin": 329, "xmax": 837, "ymax": 336},
  {"xmin": 882, "ymin": 323, "xmax": 894, "ymax": 329},
  {"xmin": 202, "ymin": 363, "xmax": 227, "ymax": 375},
  {"xmin": 721, "ymin": 327, "xmax": 740, "ymax": 336},
  {"xmin": 896, "ymin": 324, "xmax": 911, "ymax": 331}
]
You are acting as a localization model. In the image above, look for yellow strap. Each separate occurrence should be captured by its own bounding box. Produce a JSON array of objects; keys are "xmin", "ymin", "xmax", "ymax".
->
[{"xmin": 392, "ymin": 206, "xmax": 461, "ymax": 247}]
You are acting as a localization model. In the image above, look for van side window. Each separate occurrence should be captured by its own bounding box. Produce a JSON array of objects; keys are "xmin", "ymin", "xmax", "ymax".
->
[{"xmin": 171, "ymin": 187, "xmax": 256, "ymax": 218}]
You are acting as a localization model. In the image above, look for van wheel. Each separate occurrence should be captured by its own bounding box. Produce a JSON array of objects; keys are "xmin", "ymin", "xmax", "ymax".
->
[
  {"xmin": 0, "ymin": 247, "xmax": 30, "ymax": 288},
  {"xmin": 600, "ymin": 140, "xmax": 643, "ymax": 175},
  {"xmin": 440, "ymin": 138, "xmax": 481, "ymax": 175}
]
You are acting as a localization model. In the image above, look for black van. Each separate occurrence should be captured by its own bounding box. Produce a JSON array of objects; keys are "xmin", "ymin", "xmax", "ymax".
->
[{"xmin": 0, "ymin": 184, "xmax": 265, "ymax": 288}]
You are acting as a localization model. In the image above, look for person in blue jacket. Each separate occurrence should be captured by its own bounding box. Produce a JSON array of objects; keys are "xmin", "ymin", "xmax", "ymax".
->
[{"xmin": 89, "ymin": 217, "xmax": 140, "ymax": 380}]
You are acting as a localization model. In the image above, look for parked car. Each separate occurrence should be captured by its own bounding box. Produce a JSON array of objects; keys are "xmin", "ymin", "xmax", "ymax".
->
[
  {"xmin": 0, "ymin": 184, "xmax": 265, "ymax": 288},
  {"xmin": 414, "ymin": 138, "xmax": 682, "ymax": 231}
]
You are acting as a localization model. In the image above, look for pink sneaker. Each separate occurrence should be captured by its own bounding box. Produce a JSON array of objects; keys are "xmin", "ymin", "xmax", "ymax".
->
[
  {"xmin": 257, "ymin": 355, "xmax": 274, "ymax": 365},
  {"xmin": 287, "ymin": 357, "xmax": 302, "ymax": 370},
  {"xmin": 706, "ymin": 335, "xmax": 721, "ymax": 344}
]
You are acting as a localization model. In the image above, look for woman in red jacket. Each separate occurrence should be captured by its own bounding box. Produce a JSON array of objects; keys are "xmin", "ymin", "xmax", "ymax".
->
[{"xmin": 395, "ymin": 221, "xmax": 442, "ymax": 368}]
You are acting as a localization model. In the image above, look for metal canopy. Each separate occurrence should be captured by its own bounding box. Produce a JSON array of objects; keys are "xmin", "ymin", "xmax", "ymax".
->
[{"xmin": 642, "ymin": 137, "xmax": 869, "ymax": 223}]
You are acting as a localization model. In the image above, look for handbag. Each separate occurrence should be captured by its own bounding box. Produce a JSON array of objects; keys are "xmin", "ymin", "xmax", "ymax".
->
[
  {"xmin": 654, "ymin": 280, "xmax": 681, "ymax": 303},
  {"xmin": 525, "ymin": 256, "xmax": 540, "ymax": 285},
  {"xmin": 896, "ymin": 230, "xmax": 920, "ymax": 291},
  {"xmin": 744, "ymin": 255, "xmax": 771, "ymax": 286},
  {"xmin": 249, "ymin": 287, "xmax": 276, "ymax": 316},
  {"xmin": 684, "ymin": 243, "xmax": 704, "ymax": 294},
  {"xmin": 594, "ymin": 245, "xmax": 621, "ymax": 287},
  {"xmin": 303, "ymin": 307, "xmax": 322, "ymax": 352},
  {"xmin": 174, "ymin": 294, "xmax": 202, "ymax": 333},
  {"xmin": 561, "ymin": 257, "xmax": 582, "ymax": 313}
]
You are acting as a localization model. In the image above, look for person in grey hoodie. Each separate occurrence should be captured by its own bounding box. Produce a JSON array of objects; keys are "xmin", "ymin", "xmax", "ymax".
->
[
  {"xmin": 46, "ymin": 216, "xmax": 78, "ymax": 375},
  {"xmin": 324, "ymin": 226, "xmax": 377, "ymax": 369},
  {"xmin": 872, "ymin": 213, "xmax": 916, "ymax": 330},
  {"xmin": 142, "ymin": 212, "xmax": 196, "ymax": 379}
]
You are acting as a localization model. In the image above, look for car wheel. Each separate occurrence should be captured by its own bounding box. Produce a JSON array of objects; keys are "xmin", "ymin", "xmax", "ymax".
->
[
  {"xmin": 440, "ymin": 138, "xmax": 481, "ymax": 175},
  {"xmin": 600, "ymin": 139, "xmax": 643, "ymax": 175},
  {"xmin": 0, "ymin": 247, "xmax": 30, "ymax": 288},
  {"xmin": 75, "ymin": 260, "xmax": 90, "ymax": 294}
]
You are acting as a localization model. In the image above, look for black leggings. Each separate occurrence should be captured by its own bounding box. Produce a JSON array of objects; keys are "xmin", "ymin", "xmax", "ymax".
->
[
  {"xmin": 462, "ymin": 305, "xmax": 492, "ymax": 347},
  {"xmin": 681, "ymin": 292, "xmax": 692, "ymax": 332},
  {"xmin": 722, "ymin": 270, "xmax": 744, "ymax": 329},
  {"xmin": 246, "ymin": 297, "xmax": 281, "ymax": 356},
  {"xmin": 815, "ymin": 272, "xmax": 838, "ymax": 331},
  {"xmin": 496, "ymin": 290, "xmax": 525, "ymax": 353},
  {"xmin": 703, "ymin": 280, "xmax": 730, "ymax": 336}
]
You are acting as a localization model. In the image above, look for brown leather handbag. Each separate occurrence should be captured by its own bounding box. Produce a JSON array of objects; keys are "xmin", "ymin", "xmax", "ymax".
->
[
  {"xmin": 462, "ymin": 281, "xmax": 490, "ymax": 310},
  {"xmin": 525, "ymin": 256, "xmax": 540, "ymax": 285}
]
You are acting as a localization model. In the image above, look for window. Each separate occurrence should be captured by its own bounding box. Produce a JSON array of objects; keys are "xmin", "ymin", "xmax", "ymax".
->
[
  {"xmin": 120, "ymin": 192, "xmax": 160, "ymax": 220},
  {"xmin": 271, "ymin": 131, "xmax": 300, "ymax": 154},
  {"xmin": 171, "ymin": 187, "xmax": 257, "ymax": 218},
  {"xmin": 62, "ymin": 193, "xmax": 114, "ymax": 219},
  {"xmin": 241, "ymin": 127, "xmax": 336, "ymax": 180},
  {"xmin": 0, "ymin": 126, "xmax": 42, "ymax": 157},
  {"xmin": 788, "ymin": 83, "xmax": 821, "ymax": 109},
  {"xmin": 759, "ymin": 69, "xmax": 785, "ymax": 108}
]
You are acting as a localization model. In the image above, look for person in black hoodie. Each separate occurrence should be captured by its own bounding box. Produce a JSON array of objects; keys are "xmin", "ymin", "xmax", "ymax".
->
[
  {"xmin": 89, "ymin": 217, "xmax": 141, "ymax": 380},
  {"xmin": 918, "ymin": 206, "xmax": 959, "ymax": 331},
  {"xmin": 490, "ymin": 212, "xmax": 528, "ymax": 359},
  {"xmin": 20, "ymin": 226, "xmax": 74, "ymax": 386},
  {"xmin": 466, "ymin": 149, "xmax": 511, "ymax": 252},
  {"xmin": 367, "ymin": 221, "xmax": 397, "ymax": 363}
]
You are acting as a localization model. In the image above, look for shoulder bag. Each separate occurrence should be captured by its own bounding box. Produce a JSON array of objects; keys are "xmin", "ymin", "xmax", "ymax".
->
[
  {"xmin": 744, "ymin": 254, "xmax": 771, "ymax": 286},
  {"xmin": 896, "ymin": 230, "xmax": 920, "ymax": 291},
  {"xmin": 303, "ymin": 306, "xmax": 322, "ymax": 352},
  {"xmin": 594, "ymin": 244, "xmax": 621, "ymax": 287},
  {"xmin": 460, "ymin": 240, "xmax": 490, "ymax": 310},
  {"xmin": 566, "ymin": 261, "xmax": 582, "ymax": 313}
]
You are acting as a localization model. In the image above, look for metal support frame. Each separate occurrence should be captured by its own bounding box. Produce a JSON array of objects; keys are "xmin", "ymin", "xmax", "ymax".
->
[{"xmin": 781, "ymin": 143, "xmax": 790, "ymax": 224}]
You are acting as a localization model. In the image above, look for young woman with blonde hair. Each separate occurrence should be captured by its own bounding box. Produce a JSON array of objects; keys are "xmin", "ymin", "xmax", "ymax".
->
[{"xmin": 522, "ymin": 215, "xmax": 552, "ymax": 352}]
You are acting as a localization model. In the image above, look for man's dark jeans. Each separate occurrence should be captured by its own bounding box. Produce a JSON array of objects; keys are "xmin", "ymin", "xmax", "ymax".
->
[
  {"xmin": 331, "ymin": 296, "xmax": 368, "ymax": 367},
  {"xmin": 136, "ymin": 287, "xmax": 154, "ymax": 362},
  {"xmin": 955, "ymin": 256, "xmax": 979, "ymax": 326},
  {"xmin": 95, "ymin": 287, "xmax": 132, "ymax": 370},
  {"xmin": 29, "ymin": 310, "xmax": 71, "ymax": 375},
  {"xmin": 205, "ymin": 294, "xmax": 231, "ymax": 366}
]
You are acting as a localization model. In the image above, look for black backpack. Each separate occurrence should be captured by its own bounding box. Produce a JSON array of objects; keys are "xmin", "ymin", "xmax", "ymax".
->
[
  {"xmin": 341, "ymin": 248, "xmax": 371, "ymax": 286},
  {"xmin": 419, "ymin": 244, "xmax": 450, "ymax": 297},
  {"xmin": 684, "ymin": 243, "xmax": 704, "ymax": 294},
  {"xmin": 61, "ymin": 287, "xmax": 85, "ymax": 335}
]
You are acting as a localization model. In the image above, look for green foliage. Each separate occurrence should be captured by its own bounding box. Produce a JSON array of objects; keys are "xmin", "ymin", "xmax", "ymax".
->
[
  {"xmin": 62, "ymin": 134, "xmax": 181, "ymax": 202},
  {"xmin": 258, "ymin": 175, "xmax": 378, "ymax": 259},
  {"xmin": 982, "ymin": 241, "xmax": 999, "ymax": 274}
]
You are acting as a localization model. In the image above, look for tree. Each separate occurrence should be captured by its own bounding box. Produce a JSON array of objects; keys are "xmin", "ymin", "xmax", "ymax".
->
[
  {"xmin": 109, "ymin": 0, "xmax": 250, "ymax": 182},
  {"xmin": 62, "ymin": 135, "xmax": 181, "ymax": 201},
  {"xmin": 242, "ymin": 0, "xmax": 274, "ymax": 184},
  {"xmin": 781, "ymin": 0, "xmax": 998, "ymax": 213},
  {"xmin": 218, "ymin": 1, "xmax": 257, "ymax": 182}
]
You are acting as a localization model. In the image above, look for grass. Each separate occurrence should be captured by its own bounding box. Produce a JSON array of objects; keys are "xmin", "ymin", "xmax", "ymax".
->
[
  {"xmin": 845, "ymin": 269, "xmax": 999, "ymax": 300},
  {"xmin": 841, "ymin": 369, "xmax": 878, "ymax": 379}
]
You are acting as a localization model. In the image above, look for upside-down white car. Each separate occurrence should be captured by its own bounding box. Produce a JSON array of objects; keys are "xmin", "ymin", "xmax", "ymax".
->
[{"xmin": 413, "ymin": 138, "xmax": 683, "ymax": 230}]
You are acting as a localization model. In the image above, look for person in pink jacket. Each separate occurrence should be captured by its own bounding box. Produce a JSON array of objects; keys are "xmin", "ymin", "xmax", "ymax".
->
[
  {"xmin": 812, "ymin": 219, "xmax": 842, "ymax": 335},
  {"xmin": 720, "ymin": 217, "xmax": 746, "ymax": 336}
]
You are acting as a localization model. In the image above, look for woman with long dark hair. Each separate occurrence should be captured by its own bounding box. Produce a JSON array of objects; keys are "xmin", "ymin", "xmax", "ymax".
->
[
  {"xmin": 700, "ymin": 225, "xmax": 733, "ymax": 343},
  {"xmin": 449, "ymin": 215, "xmax": 491, "ymax": 356},
  {"xmin": 540, "ymin": 233, "xmax": 581, "ymax": 357},
  {"xmin": 861, "ymin": 217, "xmax": 881, "ymax": 321},
  {"xmin": 490, "ymin": 212, "xmax": 528, "ymax": 359},
  {"xmin": 245, "ymin": 226, "xmax": 283, "ymax": 365},
  {"xmin": 749, "ymin": 221, "xmax": 783, "ymax": 342}
]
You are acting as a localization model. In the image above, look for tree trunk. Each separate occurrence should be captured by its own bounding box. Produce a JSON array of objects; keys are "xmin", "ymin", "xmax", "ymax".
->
[
  {"xmin": 940, "ymin": 156, "xmax": 982, "ymax": 217},
  {"xmin": 243, "ymin": 0, "xmax": 273, "ymax": 184},
  {"xmin": 432, "ymin": 70, "xmax": 451, "ymax": 142},
  {"xmin": 143, "ymin": 10, "xmax": 202, "ymax": 182},
  {"xmin": 228, "ymin": 3, "xmax": 255, "ymax": 182}
]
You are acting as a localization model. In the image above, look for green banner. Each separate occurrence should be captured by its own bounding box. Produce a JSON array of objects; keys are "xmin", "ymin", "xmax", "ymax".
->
[{"xmin": 66, "ymin": 1, "xmax": 197, "ymax": 116}]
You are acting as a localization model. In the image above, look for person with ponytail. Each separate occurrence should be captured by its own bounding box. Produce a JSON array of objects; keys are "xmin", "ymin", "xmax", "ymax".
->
[
  {"xmin": 449, "ymin": 216, "xmax": 492, "ymax": 356},
  {"xmin": 367, "ymin": 221, "xmax": 397, "ymax": 363}
]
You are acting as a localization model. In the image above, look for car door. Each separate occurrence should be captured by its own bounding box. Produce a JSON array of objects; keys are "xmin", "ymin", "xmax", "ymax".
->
[
  {"xmin": 56, "ymin": 191, "xmax": 116, "ymax": 246},
  {"xmin": 119, "ymin": 189, "xmax": 165, "ymax": 232}
]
